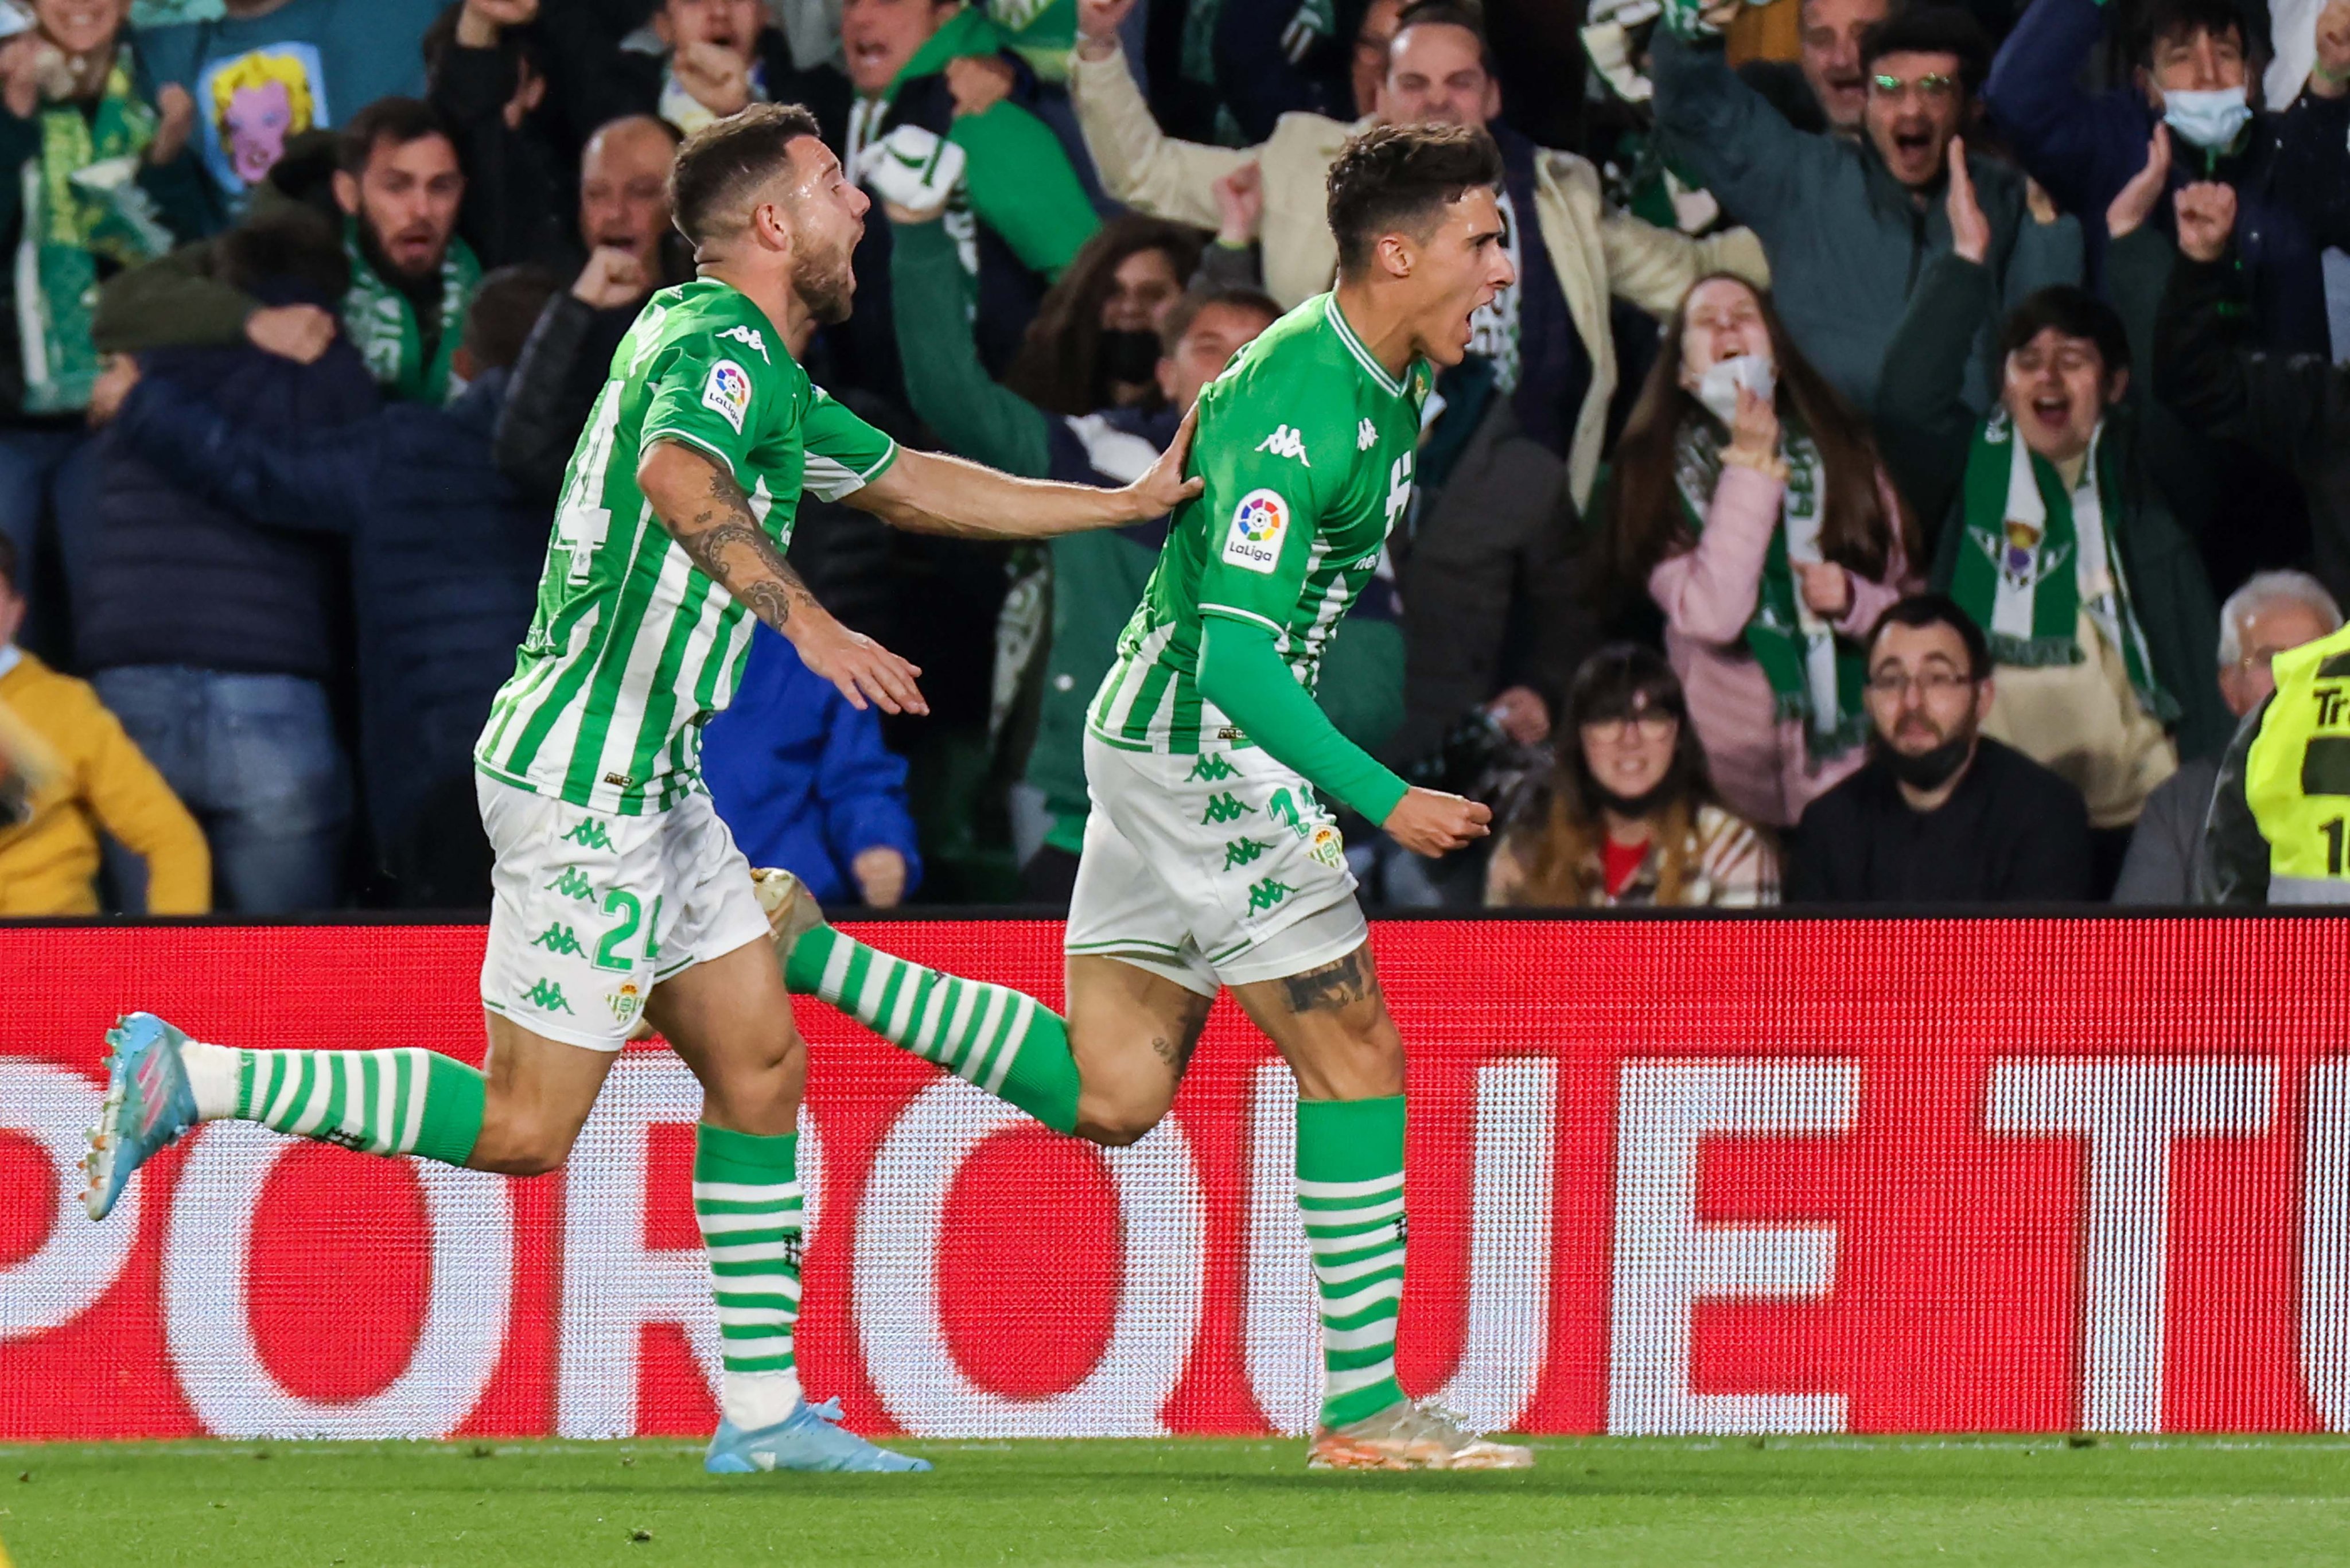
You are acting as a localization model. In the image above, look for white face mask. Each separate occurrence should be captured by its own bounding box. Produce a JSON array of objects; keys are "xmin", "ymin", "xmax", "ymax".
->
[
  {"xmin": 2162, "ymin": 85, "xmax": 2251, "ymax": 150},
  {"xmin": 1693, "ymin": 353, "xmax": 1775, "ymax": 427}
]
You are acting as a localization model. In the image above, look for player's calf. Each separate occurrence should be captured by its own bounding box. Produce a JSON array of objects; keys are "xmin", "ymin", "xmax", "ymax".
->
[
  {"xmin": 83, "ymin": 1011, "xmax": 493, "ymax": 1220},
  {"xmin": 758, "ymin": 867, "xmax": 1086, "ymax": 1134}
]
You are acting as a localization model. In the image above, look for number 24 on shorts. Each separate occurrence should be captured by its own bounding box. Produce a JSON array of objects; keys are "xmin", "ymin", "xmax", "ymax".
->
[{"xmin": 593, "ymin": 891, "xmax": 663, "ymax": 971}]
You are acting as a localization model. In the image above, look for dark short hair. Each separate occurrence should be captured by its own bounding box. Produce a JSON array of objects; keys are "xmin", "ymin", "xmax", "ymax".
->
[
  {"xmin": 1326, "ymin": 121, "xmax": 1503, "ymax": 275},
  {"xmin": 668, "ymin": 102, "xmax": 826, "ymax": 247},
  {"xmin": 2134, "ymin": 0, "xmax": 2262, "ymax": 68},
  {"xmin": 464, "ymin": 264, "xmax": 565, "ymax": 372},
  {"xmin": 337, "ymin": 96, "xmax": 456, "ymax": 177},
  {"xmin": 1158, "ymin": 286, "xmax": 1282, "ymax": 357},
  {"xmin": 217, "ymin": 210, "xmax": 352, "ymax": 298},
  {"xmin": 1858, "ymin": 6, "xmax": 1991, "ymax": 94},
  {"xmin": 1868, "ymin": 593, "xmax": 1991, "ymax": 680},
  {"xmin": 1391, "ymin": 1, "xmax": 1496, "ymax": 73},
  {"xmin": 1999, "ymin": 285, "xmax": 2131, "ymax": 380}
]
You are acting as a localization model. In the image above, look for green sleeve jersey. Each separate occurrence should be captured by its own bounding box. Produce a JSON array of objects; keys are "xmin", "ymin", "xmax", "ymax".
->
[
  {"xmin": 475, "ymin": 279, "xmax": 897, "ymax": 815},
  {"xmin": 1088, "ymin": 293, "xmax": 1427, "ymax": 757}
]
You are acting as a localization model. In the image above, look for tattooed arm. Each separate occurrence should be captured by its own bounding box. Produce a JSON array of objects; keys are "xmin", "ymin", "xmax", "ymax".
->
[
  {"xmin": 849, "ymin": 406, "xmax": 1203, "ymax": 538},
  {"xmin": 638, "ymin": 439, "xmax": 928, "ymax": 714}
]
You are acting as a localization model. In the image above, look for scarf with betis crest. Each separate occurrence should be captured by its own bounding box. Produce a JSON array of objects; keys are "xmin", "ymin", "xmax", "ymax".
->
[
  {"xmin": 17, "ymin": 51, "xmax": 174, "ymax": 413},
  {"xmin": 1948, "ymin": 410, "xmax": 2175, "ymax": 722},
  {"xmin": 1674, "ymin": 418, "xmax": 1872, "ymax": 759},
  {"xmin": 340, "ymin": 217, "xmax": 480, "ymax": 405}
]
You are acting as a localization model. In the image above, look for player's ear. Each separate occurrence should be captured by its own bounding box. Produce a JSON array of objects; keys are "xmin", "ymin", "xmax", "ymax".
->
[
  {"xmin": 1374, "ymin": 230, "xmax": 1414, "ymax": 281},
  {"xmin": 332, "ymin": 169, "xmax": 361, "ymax": 217}
]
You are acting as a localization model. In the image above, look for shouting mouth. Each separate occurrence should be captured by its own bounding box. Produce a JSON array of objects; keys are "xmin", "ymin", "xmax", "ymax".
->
[{"xmin": 2026, "ymin": 392, "xmax": 2073, "ymax": 436}]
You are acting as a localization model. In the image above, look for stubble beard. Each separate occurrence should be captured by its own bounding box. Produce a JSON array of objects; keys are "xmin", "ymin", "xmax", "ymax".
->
[{"xmin": 792, "ymin": 245, "xmax": 855, "ymax": 326}]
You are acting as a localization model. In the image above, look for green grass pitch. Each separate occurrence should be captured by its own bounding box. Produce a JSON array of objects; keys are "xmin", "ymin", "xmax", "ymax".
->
[{"xmin": 6, "ymin": 1436, "xmax": 2350, "ymax": 1566}]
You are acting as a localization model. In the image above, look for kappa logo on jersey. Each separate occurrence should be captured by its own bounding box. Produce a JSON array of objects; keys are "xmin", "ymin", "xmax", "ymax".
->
[
  {"xmin": 702, "ymin": 359, "xmax": 753, "ymax": 434},
  {"xmin": 718, "ymin": 324, "xmax": 771, "ymax": 363},
  {"xmin": 1255, "ymin": 425, "xmax": 1311, "ymax": 466},
  {"xmin": 1223, "ymin": 488, "xmax": 1289, "ymax": 574},
  {"xmin": 1357, "ymin": 417, "xmax": 1377, "ymax": 452}
]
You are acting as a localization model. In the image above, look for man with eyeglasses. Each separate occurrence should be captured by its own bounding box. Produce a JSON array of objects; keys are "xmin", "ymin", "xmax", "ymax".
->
[
  {"xmin": 1788, "ymin": 594, "xmax": 2094, "ymax": 903},
  {"xmin": 1651, "ymin": 3, "xmax": 2081, "ymax": 410},
  {"xmin": 2115, "ymin": 570, "xmax": 2339, "ymax": 903}
]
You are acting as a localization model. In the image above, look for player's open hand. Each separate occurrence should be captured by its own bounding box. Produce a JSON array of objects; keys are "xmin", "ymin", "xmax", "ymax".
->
[
  {"xmin": 796, "ymin": 616, "xmax": 928, "ymax": 717},
  {"xmin": 1383, "ymin": 787, "xmax": 1491, "ymax": 858},
  {"xmin": 1123, "ymin": 403, "xmax": 1203, "ymax": 520}
]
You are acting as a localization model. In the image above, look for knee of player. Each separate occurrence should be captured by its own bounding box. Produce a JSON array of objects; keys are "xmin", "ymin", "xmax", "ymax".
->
[
  {"xmin": 1073, "ymin": 1094, "xmax": 1172, "ymax": 1148},
  {"xmin": 473, "ymin": 1107, "xmax": 583, "ymax": 1176}
]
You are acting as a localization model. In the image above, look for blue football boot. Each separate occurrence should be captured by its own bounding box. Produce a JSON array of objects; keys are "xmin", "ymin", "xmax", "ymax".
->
[
  {"xmin": 83, "ymin": 1012, "xmax": 200, "ymax": 1221},
  {"xmin": 705, "ymin": 1398, "xmax": 932, "ymax": 1473}
]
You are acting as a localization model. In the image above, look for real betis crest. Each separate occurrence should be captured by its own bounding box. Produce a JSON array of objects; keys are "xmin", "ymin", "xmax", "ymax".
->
[{"xmin": 1972, "ymin": 515, "xmax": 2073, "ymax": 592}]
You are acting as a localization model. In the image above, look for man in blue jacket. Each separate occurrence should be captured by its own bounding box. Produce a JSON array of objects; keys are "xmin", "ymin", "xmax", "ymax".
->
[
  {"xmin": 702, "ymin": 631, "xmax": 924, "ymax": 908},
  {"xmin": 89, "ymin": 263, "xmax": 563, "ymax": 908},
  {"xmin": 1985, "ymin": 0, "xmax": 2350, "ymax": 356}
]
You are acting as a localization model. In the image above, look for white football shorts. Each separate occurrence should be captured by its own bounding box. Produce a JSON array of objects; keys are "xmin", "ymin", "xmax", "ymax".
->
[
  {"xmin": 1065, "ymin": 731, "xmax": 1368, "ymax": 995},
  {"xmin": 477, "ymin": 774, "xmax": 771, "ymax": 1050}
]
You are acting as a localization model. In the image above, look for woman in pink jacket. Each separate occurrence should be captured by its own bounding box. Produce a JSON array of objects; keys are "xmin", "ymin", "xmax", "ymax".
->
[{"xmin": 1609, "ymin": 274, "xmax": 1918, "ymax": 828}]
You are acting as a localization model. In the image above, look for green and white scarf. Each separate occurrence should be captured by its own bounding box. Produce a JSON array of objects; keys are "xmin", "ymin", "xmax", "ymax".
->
[
  {"xmin": 1949, "ymin": 411, "xmax": 2176, "ymax": 722},
  {"xmin": 1674, "ymin": 418, "xmax": 1871, "ymax": 758},
  {"xmin": 340, "ymin": 217, "xmax": 480, "ymax": 406},
  {"xmin": 15, "ymin": 52, "xmax": 172, "ymax": 414}
]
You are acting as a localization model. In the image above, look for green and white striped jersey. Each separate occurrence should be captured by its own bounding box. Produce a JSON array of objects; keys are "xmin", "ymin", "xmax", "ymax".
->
[
  {"xmin": 1088, "ymin": 293, "xmax": 1426, "ymax": 756},
  {"xmin": 475, "ymin": 279, "xmax": 897, "ymax": 814}
]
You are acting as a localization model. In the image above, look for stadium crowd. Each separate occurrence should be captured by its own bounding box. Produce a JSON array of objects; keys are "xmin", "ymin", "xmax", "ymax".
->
[{"xmin": 0, "ymin": 0, "xmax": 2342, "ymax": 914}]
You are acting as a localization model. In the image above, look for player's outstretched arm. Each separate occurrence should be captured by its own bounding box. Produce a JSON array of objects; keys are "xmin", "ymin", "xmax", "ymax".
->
[
  {"xmin": 847, "ymin": 406, "xmax": 1203, "ymax": 538},
  {"xmin": 639, "ymin": 439, "xmax": 929, "ymax": 714}
]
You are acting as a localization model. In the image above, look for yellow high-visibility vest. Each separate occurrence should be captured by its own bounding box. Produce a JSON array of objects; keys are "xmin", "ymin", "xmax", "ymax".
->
[{"xmin": 2245, "ymin": 622, "xmax": 2350, "ymax": 901}]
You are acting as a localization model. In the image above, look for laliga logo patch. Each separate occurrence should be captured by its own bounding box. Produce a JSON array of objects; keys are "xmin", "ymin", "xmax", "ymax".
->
[
  {"xmin": 1223, "ymin": 488, "xmax": 1288, "ymax": 574},
  {"xmin": 702, "ymin": 359, "xmax": 753, "ymax": 434}
]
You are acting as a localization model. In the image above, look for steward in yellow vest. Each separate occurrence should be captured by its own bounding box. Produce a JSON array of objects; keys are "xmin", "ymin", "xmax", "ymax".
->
[{"xmin": 2205, "ymin": 622, "xmax": 2350, "ymax": 904}]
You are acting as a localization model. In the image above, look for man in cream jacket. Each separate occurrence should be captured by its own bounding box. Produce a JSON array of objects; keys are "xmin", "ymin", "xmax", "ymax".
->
[{"xmin": 1068, "ymin": 0, "xmax": 1769, "ymax": 510}]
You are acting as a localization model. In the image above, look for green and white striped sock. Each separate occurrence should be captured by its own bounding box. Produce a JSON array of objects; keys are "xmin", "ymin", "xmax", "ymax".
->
[
  {"xmin": 695, "ymin": 1124, "xmax": 805, "ymax": 1431},
  {"xmin": 1297, "ymin": 1094, "xmax": 1409, "ymax": 1430},
  {"xmin": 231, "ymin": 1048, "xmax": 486, "ymax": 1167},
  {"xmin": 784, "ymin": 926, "xmax": 1080, "ymax": 1134}
]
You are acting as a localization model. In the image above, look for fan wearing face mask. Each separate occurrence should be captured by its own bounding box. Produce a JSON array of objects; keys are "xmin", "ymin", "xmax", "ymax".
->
[
  {"xmin": 1606, "ymin": 272, "xmax": 1918, "ymax": 831},
  {"xmin": 1984, "ymin": 0, "xmax": 2350, "ymax": 358}
]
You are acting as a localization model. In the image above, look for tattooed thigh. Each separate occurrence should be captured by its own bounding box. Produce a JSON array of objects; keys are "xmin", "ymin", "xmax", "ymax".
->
[
  {"xmin": 1278, "ymin": 946, "xmax": 1380, "ymax": 1014},
  {"xmin": 1149, "ymin": 990, "xmax": 1215, "ymax": 1076}
]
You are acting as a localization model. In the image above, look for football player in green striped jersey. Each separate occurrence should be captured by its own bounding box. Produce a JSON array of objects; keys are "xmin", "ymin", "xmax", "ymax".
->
[
  {"xmin": 771, "ymin": 123, "xmax": 1536, "ymax": 1469},
  {"xmin": 87, "ymin": 103, "xmax": 1199, "ymax": 1474}
]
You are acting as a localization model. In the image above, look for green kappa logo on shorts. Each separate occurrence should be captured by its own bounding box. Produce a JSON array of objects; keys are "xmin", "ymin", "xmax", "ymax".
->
[
  {"xmin": 1187, "ymin": 753, "xmax": 1240, "ymax": 783},
  {"xmin": 1244, "ymin": 877, "xmax": 1296, "ymax": 914},
  {"xmin": 544, "ymin": 866, "xmax": 598, "ymax": 903},
  {"xmin": 1223, "ymin": 836, "xmax": 1274, "ymax": 870},
  {"xmin": 1201, "ymin": 791, "xmax": 1255, "ymax": 826},
  {"xmin": 531, "ymin": 923, "xmax": 588, "ymax": 956},
  {"xmin": 522, "ymin": 978, "xmax": 574, "ymax": 1013},
  {"xmin": 561, "ymin": 819, "xmax": 616, "ymax": 851},
  {"xmin": 1265, "ymin": 788, "xmax": 1307, "ymax": 837}
]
